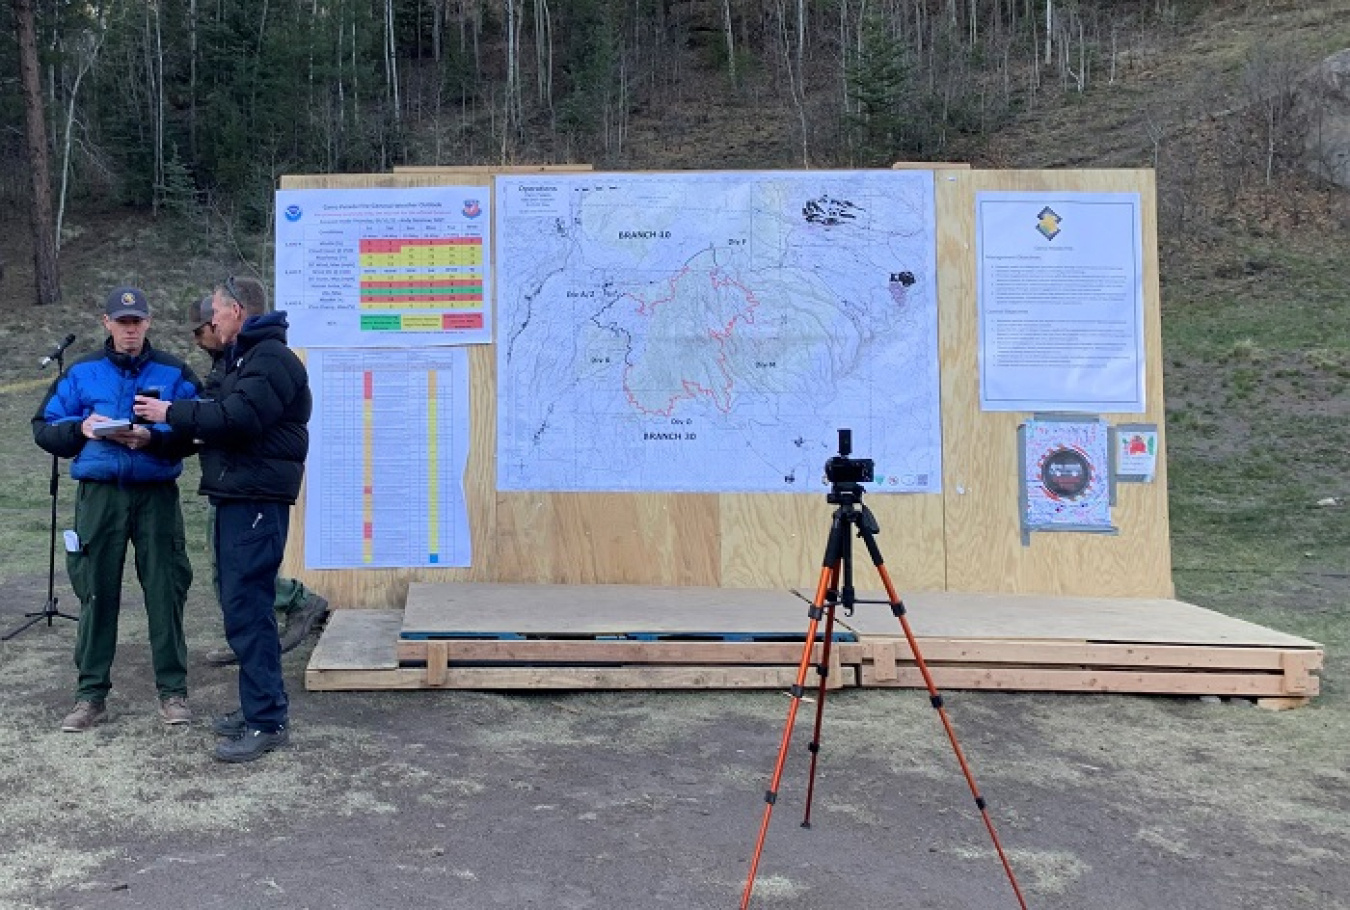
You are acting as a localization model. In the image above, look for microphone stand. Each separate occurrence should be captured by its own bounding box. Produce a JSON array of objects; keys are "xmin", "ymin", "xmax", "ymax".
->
[{"xmin": 4, "ymin": 347, "xmax": 79, "ymax": 640}]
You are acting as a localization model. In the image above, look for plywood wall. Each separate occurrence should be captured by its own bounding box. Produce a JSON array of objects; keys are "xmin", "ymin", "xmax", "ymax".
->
[
  {"xmin": 278, "ymin": 168, "xmax": 1170, "ymax": 608},
  {"xmin": 935, "ymin": 170, "xmax": 1171, "ymax": 598}
]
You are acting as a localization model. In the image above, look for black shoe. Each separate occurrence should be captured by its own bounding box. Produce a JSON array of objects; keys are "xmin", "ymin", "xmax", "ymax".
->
[
  {"xmin": 279, "ymin": 594, "xmax": 330, "ymax": 653},
  {"xmin": 214, "ymin": 726, "xmax": 289, "ymax": 763},
  {"xmin": 211, "ymin": 709, "xmax": 246, "ymax": 737}
]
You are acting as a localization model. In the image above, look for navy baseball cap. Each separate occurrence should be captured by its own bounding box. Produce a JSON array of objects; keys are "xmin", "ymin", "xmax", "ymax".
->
[{"xmin": 105, "ymin": 287, "xmax": 150, "ymax": 320}]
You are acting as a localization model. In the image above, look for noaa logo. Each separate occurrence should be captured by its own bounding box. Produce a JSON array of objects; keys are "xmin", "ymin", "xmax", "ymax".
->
[
  {"xmin": 284, "ymin": 205, "xmax": 303, "ymax": 222},
  {"xmin": 121, "ymin": 291, "xmax": 137, "ymax": 305},
  {"xmin": 1035, "ymin": 207, "xmax": 1062, "ymax": 240},
  {"xmin": 463, "ymin": 199, "xmax": 482, "ymax": 219}
]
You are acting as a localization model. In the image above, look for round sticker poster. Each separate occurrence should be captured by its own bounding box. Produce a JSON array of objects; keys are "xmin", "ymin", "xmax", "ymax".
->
[{"xmin": 1022, "ymin": 419, "xmax": 1112, "ymax": 531}]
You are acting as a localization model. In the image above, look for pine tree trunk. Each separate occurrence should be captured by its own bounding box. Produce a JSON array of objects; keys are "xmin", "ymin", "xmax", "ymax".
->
[{"xmin": 13, "ymin": 0, "xmax": 61, "ymax": 305}]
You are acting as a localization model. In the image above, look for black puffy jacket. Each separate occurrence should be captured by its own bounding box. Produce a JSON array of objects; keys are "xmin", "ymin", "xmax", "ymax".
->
[{"xmin": 167, "ymin": 312, "xmax": 311, "ymax": 503}]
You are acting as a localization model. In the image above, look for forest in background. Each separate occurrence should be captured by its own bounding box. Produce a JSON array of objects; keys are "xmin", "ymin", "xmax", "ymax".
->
[
  {"xmin": 2, "ymin": 2, "xmax": 1290, "ymax": 221},
  {"xmin": 2, "ymin": 0, "xmax": 1345, "ymax": 308}
]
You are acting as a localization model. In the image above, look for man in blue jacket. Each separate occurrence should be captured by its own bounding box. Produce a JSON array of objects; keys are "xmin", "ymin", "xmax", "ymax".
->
[
  {"xmin": 33, "ymin": 287, "xmax": 200, "ymax": 732},
  {"xmin": 137, "ymin": 276, "xmax": 310, "ymax": 762}
]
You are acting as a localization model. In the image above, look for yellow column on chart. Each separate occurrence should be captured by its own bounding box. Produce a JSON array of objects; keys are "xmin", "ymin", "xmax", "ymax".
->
[
  {"xmin": 427, "ymin": 371, "xmax": 440, "ymax": 563},
  {"xmin": 363, "ymin": 371, "xmax": 374, "ymax": 564}
]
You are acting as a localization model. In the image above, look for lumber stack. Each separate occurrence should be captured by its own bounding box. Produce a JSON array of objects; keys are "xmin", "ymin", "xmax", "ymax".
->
[{"xmin": 305, "ymin": 584, "xmax": 1322, "ymax": 707}]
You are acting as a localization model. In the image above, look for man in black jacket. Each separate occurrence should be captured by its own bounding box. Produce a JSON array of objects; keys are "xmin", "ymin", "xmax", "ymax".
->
[
  {"xmin": 137, "ymin": 276, "xmax": 310, "ymax": 762},
  {"xmin": 186, "ymin": 295, "xmax": 329, "ymax": 664}
]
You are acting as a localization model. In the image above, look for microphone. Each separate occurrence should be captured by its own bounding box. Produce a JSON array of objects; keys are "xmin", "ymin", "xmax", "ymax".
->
[{"xmin": 39, "ymin": 334, "xmax": 77, "ymax": 370}]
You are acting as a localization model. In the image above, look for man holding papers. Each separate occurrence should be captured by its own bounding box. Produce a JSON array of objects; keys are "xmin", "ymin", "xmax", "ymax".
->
[{"xmin": 32, "ymin": 286, "xmax": 201, "ymax": 733}]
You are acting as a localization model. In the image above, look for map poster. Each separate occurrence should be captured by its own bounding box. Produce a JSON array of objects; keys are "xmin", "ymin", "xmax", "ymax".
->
[
  {"xmin": 304, "ymin": 348, "xmax": 472, "ymax": 569},
  {"xmin": 275, "ymin": 186, "xmax": 492, "ymax": 348},
  {"xmin": 495, "ymin": 170, "xmax": 942, "ymax": 495},
  {"xmin": 1019, "ymin": 416, "xmax": 1115, "ymax": 539}
]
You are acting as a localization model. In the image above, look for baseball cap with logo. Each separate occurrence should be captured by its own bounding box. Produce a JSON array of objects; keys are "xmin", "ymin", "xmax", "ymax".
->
[{"xmin": 105, "ymin": 287, "xmax": 150, "ymax": 320}]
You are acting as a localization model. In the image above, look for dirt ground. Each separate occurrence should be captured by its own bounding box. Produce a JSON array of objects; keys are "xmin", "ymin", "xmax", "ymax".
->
[{"xmin": 1, "ymin": 569, "xmax": 1347, "ymax": 910}]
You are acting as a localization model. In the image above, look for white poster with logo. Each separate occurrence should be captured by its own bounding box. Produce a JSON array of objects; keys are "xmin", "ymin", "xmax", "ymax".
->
[
  {"xmin": 976, "ymin": 192, "xmax": 1145, "ymax": 413},
  {"xmin": 275, "ymin": 186, "xmax": 492, "ymax": 348}
]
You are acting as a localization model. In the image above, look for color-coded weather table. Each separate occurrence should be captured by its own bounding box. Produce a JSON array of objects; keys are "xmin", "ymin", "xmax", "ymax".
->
[
  {"xmin": 358, "ymin": 237, "xmax": 485, "ymax": 332},
  {"xmin": 304, "ymin": 348, "xmax": 472, "ymax": 569},
  {"xmin": 276, "ymin": 186, "xmax": 492, "ymax": 347}
]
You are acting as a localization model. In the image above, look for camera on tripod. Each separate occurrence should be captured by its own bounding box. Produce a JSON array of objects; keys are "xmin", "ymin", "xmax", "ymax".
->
[{"xmin": 824, "ymin": 429, "xmax": 874, "ymax": 485}]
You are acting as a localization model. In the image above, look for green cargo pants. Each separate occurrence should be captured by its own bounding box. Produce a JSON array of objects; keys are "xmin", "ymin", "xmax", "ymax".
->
[{"xmin": 66, "ymin": 481, "xmax": 193, "ymax": 702}]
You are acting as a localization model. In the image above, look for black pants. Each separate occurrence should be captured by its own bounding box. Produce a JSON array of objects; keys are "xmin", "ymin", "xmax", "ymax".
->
[{"xmin": 215, "ymin": 500, "xmax": 289, "ymax": 731}]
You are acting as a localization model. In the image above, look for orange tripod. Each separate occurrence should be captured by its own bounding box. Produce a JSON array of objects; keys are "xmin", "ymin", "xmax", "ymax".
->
[{"xmin": 739, "ymin": 441, "xmax": 1029, "ymax": 909}]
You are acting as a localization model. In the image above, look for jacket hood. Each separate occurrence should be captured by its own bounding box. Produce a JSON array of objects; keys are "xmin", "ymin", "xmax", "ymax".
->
[{"xmin": 236, "ymin": 311, "xmax": 290, "ymax": 350}]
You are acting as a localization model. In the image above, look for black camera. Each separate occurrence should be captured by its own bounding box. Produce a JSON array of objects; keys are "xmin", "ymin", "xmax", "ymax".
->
[{"xmin": 824, "ymin": 428, "xmax": 874, "ymax": 485}]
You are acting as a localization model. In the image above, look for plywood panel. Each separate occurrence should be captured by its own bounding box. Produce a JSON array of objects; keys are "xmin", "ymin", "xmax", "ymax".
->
[
  {"xmin": 837, "ymin": 590, "xmax": 1318, "ymax": 647},
  {"xmin": 494, "ymin": 493, "xmax": 721, "ymax": 585},
  {"xmin": 719, "ymin": 492, "xmax": 946, "ymax": 590},
  {"xmin": 934, "ymin": 169, "xmax": 1172, "ymax": 597},
  {"xmin": 280, "ymin": 166, "xmax": 1175, "ymax": 608}
]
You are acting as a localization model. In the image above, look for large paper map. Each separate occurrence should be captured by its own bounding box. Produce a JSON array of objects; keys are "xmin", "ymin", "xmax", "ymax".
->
[{"xmin": 496, "ymin": 171, "xmax": 941, "ymax": 494}]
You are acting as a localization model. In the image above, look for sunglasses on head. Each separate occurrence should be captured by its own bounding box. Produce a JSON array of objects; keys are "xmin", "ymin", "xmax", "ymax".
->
[{"xmin": 221, "ymin": 275, "xmax": 243, "ymax": 306}]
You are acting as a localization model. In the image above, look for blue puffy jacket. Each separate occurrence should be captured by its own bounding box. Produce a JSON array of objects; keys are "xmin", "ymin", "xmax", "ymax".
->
[{"xmin": 32, "ymin": 338, "xmax": 201, "ymax": 485}]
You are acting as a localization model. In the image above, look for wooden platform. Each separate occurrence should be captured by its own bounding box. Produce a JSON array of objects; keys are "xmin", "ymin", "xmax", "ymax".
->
[{"xmin": 305, "ymin": 584, "xmax": 1322, "ymax": 706}]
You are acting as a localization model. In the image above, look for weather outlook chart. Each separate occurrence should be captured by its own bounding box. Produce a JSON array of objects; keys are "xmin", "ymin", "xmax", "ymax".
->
[
  {"xmin": 304, "ymin": 348, "xmax": 472, "ymax": 569},
  {"xmin": 276, "ymin": 186, "xmax": 491, "ymax": 347},
  {"xmin": 496, "ymin": 170, "xmax": 942, "ymax": 494}
]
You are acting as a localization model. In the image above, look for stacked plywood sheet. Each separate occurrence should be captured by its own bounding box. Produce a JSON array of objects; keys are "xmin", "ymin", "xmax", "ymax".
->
[{"xmin": 305, "ymin": 583, "xmax": 1322, "ymax": 707}]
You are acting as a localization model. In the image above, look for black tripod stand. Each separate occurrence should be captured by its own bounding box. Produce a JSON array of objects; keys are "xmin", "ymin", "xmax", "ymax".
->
[
  {"xmin": 4, "ymin": 347, "xmax": 79, "ymax": 641},
  {"xmin": 740, "ymin": 430, "xmax": 1028, "ymax": 909}
]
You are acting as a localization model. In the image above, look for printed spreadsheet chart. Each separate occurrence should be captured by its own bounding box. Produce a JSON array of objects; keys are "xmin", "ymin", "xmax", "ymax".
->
[
  {"xmin": 276, "ymin": 186, "xmax": 492, "ymax": 347},
  {"xmin": 304, "ymin": 348, "xmax": 472, "ymax": 569}
]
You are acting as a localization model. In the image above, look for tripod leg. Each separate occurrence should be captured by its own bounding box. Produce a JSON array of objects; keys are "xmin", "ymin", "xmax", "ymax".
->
[
  {"xmin": 799, "ymin": 598, "xmax": 837, "ymax": 829},
  {"xmin": 857, "ymin": 528, "xmax": 1030, "ymax": 910},
  {"xmin": 740, "ymin": 518, "xmax": 848, "ymax": 910},
  {"xmin": 802, "ymin": 508, "xmax": 855, "ymax": 830}
]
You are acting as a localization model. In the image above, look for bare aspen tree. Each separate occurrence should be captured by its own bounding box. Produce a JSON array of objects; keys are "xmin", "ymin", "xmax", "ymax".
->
[
  {"xmin": 57, "ymin": 11, "xmax": 109, "ymax": 251},
  {"xmin": 505, "ymin": 0, "xmax": 519, "ymax": 134},
  {"xmin": 838, "ymin": 0, "xmax": 849, "ymax": 112},
  {"xmin": 189, "ymin": 0, "xmax": 197, "ymax": 157},
  {"xmin": 776, "ymin": 0, "xmax": 808, "ymax": 165},
  {"xmin": 431, "ymin": 0, "xmax": 444, "ymax": 62},
  {"xmin": 796, "ymin": 0, "xmax": 805, "ymax": 89},
  {"xmin": 386, "ymin": 0, "xmax": 401, "ymax": 123},
  {"xmin": 352, "ymin": 8, "xmax": 361, "ymax": 123},
  {"xmin": 722, "ymin": 0, "xmax": 736, "ymax": 85},
  {"xmin": 1044, "ymin": 0, "xmax": 1052, "ymax": 65},
  {"xmin": 534, "ymin": 0, "xmax": 553, "ymax": 112},
  {"xmin": 144, "ymin": 1, "xmax": 166, "ymax": 215}
]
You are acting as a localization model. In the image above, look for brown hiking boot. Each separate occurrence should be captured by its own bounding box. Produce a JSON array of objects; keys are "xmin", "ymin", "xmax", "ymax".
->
[
  {"xmin": 158, "ymin": 696, "xmax": 192, "ymax": 726},
  {"xmin": 204, "ymin": 645, "xmax": 238, "ymax": 666},
  {"xmin": 279, "ymin": 594, "xmax": 330, "ymax": 653},
  {"xmin": 61, "ymin": 700, "xmax": 107, "ymax": 732}
]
